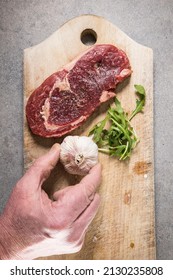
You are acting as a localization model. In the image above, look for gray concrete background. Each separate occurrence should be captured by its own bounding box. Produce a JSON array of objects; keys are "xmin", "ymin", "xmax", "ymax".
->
[{"xmin": 0, "ymin": 0, "xmax": 173, "ymax": 259}]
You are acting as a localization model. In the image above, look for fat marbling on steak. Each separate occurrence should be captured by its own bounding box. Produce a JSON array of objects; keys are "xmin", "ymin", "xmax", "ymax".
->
[{"xmin": 26, "ymin": 44, "xmax": 132, "ymax": 138}]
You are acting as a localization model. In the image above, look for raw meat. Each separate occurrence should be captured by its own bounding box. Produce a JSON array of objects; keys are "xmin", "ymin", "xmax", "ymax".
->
[{"xmin": 26, "ymin": 44, "xmax": 131, "ymax": 138}]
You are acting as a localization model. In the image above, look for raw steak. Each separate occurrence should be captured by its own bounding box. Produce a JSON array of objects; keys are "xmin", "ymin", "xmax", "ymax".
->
[{"xmin": 26, "ymin": 44, "xmax": 131, "ymax": 138}]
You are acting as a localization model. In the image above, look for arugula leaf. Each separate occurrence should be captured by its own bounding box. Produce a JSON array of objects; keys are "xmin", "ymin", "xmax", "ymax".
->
[
  {"xmin": 88, "ymin": 84, "xmax": 146, "ymax": 160},
  {"xmin": 88, "ymin": 116, "xmax": 109, "ymax": 146},
  {"xmin": 114, "ymin": 97, "xmax": 123, "ymax": 114},
  {"xmin": 129, "ymin": 84, "xmax": 146, "ymax": 121}
]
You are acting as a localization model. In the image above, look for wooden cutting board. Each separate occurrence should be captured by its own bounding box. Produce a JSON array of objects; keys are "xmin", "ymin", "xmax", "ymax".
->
[{"xmin": 24, "ymin": 15, "xmax": 155, "ymax": 260}]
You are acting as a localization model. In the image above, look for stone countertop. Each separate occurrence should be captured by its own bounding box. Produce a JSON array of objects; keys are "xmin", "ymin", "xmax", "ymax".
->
[{"xmin": 0, "ymin": 0, "xmax": 173, "ymax": 259}]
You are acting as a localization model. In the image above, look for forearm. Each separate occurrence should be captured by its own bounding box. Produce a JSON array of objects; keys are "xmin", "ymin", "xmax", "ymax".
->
[
  {"xmin": 0, "ymin": 229, "xmax": 9, "ymax": 260},
  {"xmin": 0, "ymin": 213, "xmax": 49, "ymax": 260},
  {"xmin": 0, "ymin": 215, "xmax": 22, "ymax": 260}
]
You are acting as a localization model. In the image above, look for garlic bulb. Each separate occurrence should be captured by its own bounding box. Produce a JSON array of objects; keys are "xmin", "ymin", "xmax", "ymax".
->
[{"xmin": 60, "ymin": 136, "xmax": 98, "ymax": 176}]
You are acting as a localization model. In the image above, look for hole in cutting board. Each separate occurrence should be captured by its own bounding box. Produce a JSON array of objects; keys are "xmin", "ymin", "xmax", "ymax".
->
[{"xmin": 80, "ymin": 29, "xmax": 97, "ymax": 45}]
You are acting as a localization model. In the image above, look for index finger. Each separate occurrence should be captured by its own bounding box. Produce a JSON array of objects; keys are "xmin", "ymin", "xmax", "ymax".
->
[{"xmin": 53, "ymin": 163, "xmax": 102, "ymax": 222}]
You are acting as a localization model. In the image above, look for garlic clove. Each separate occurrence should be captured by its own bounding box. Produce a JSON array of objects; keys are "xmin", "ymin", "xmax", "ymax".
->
[{"xmin": 60, "ymin": 136, "xmax": 98, "ymax": 176}]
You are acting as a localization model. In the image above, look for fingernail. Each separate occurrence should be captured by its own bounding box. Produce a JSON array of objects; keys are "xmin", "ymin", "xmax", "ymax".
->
[
  {"xmin": 50, "ymin": 143, "xmax": 60, "ymax": 152},
  {"xmin": 90, "ymin": 163, "xmax": 102, "ymax": 173}
]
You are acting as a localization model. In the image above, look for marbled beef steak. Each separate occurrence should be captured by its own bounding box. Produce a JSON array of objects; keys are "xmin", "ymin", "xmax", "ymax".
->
[{"xmin": 26, "ymin": 44, "xmax": 131, "ymax": 138}]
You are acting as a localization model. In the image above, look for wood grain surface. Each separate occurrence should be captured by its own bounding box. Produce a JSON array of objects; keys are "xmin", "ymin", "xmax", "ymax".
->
[{"xmin": 24, "ymin": 15, "xmax": 155, "ymax": 259}]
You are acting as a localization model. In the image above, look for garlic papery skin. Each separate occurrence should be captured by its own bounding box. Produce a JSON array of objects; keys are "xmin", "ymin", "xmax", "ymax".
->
[{"xmin": 60, "ymin": 136, "xmax": 98, "ymax": 176}]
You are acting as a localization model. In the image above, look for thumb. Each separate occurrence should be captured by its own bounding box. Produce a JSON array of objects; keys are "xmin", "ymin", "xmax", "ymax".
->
[{"xmin": 20, "ymin": 144, "xmax": 60, "ymax": 191}]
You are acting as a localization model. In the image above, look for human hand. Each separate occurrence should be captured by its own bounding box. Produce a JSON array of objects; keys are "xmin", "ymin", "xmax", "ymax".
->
[{"xmin": 0, "ymin": 144, "xmax": 101, "ymax": 259}]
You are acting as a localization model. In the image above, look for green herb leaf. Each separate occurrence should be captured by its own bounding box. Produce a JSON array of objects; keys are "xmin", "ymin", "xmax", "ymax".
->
[
  {"xmin": 88, "ymin": 116, "xmax": 109, "ymax": 146},
  {"xmin": 134, "ymin": 84, "xmax": 146, "ymax": 95},
  {"xmin": 114, "ymin": 97, "xmax": 124, "ymax": 114},
  {"xmin": 88, "ymin": 84, "xmax": 146, "ymax": 160},
  {"xmin": 129, "ymin": 84, "xmax": 146, "ymax": 121}
]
